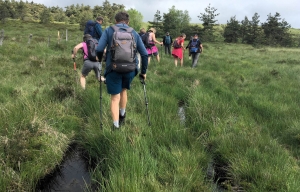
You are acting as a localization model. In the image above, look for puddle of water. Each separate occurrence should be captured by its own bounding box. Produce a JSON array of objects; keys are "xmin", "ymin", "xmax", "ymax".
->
[
  {"xmin": 36, "ymin": 143, "xmax": 92, "ymax": 192},
  {"xmin": 207, "ymin": 160, "xmax": 225, "ymax": 192},
  {"xmin": 178, "ymin": 106, "xmax": 186, "ymax": 125},
  {"xmin": 206, "ymin": 159, "xmax": 245, "ymax": 192},
  {"xmin": 178, "ymin": 100, "xmax": 186, "ymax": 125}
]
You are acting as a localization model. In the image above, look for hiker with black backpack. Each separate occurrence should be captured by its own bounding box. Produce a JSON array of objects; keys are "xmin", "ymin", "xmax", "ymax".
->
[
  {"xmin": 141, "ymin": 28, "xmax": 163, "ymax": 64},
  {"xmin": 162, "ymin": 32, "xmax": 173, "ymax": 55},
  {"xmin": 72, "ymin": 34, "xmax": 105, "ymax": 89},
  {"xmin": 185, "ymin": 34, "xmax": 203, "ymax": 68},
  {"xmin": 96, "ymin": 11, "xmax": 148, "ymax": 129},
  {"xmin": 84, "ymin": 16, "xmax": 103, "ymax": 41},
  {"xmin": 94, "ymin": 17, "xmax": 103, "ymax": 40},
  {"xmin": 139, "ymin": 28, "xmax": 146, "ymax": 37},
  {"xmin": 171, "ymin": 33, "xmax": 186, "ymax": 67},
  {"xmin": 137, "ymin": 28, "xmax": 146, "ymax": 68}
]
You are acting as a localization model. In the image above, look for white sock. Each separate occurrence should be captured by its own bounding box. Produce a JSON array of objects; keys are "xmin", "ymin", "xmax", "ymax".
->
[
  {"xmin": 120, "ymin": 108, "xmax": 126, "ymax": 116},
  {"xmin": 113, "ymin": 121, "xmax": 119, "ymax": 128}
]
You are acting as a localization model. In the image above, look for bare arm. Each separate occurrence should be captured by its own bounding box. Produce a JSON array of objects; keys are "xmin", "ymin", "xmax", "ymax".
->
[
  {"xmin": 152, "ymin": 33, "xmax": 163, "ymax": 45},
  {"xmin": 72, "ymin": 43, "xmax": 83, "ymax": 58},
  {"xmin": 181, "ymin": 39, "xmax": 185, "ymax": 49}
]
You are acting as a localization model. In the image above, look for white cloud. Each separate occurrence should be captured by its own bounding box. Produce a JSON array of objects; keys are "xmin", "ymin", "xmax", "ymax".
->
[{"xmin": 31, "ymin": 0, "xmax": 300, "ymax": 28}]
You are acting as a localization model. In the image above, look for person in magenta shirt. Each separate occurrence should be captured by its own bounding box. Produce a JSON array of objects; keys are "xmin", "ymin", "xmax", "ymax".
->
[
  {"xmin": 145, "ymin": 28, "xmax": 163, "ymax": 64},
  {"xmin": 72, "ymin": 34, "xmax": 104, "ymax": 89}
]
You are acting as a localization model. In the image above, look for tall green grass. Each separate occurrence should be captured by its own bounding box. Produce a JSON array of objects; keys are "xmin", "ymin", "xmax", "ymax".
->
[{"xmin": 1, "ymin": 20, "xmax": 300, "ymax": 191}]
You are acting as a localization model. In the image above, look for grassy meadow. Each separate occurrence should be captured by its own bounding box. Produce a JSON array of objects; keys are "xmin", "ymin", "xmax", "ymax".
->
[{"xmin": 1, "ymin": 20, "xmax": 300, "ymax": 191}]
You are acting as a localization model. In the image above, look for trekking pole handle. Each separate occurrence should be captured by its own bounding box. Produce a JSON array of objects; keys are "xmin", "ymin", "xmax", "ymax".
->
[
  {"xmin": 139, "ymin": 74, "xmax": 145, "ymax": 84},
  {"xmin": 71, "ymin": 50, "xmax": 77, "ymax": 71},
  {"xmin": 73, "ymin": 59, "xmax": 76, "ymax": 71}
]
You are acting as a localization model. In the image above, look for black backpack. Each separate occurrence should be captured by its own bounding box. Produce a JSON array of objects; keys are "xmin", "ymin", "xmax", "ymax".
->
[
  {"xmin": 141, "ymin": 32, "xmax": 154, "ymax": 49},
  {"xmin": 84, "ymin": 20, "xmax": 96, "ymax": 36},
  {"xmin": 173, "ymin": 38, "xmax": 182, "ymax": 49},
  {"xmin": 83, "ymin": 37, "xmax": 98, "ymax": 61}
]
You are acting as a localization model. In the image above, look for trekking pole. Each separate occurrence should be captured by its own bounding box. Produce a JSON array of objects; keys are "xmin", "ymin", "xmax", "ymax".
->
[
  {"xmin": 98, "ymin": 62, "xmax": 103, "ymax": 129},
  {"xmin": 73, "ymin": 58, "xmax": 76, "ymax": 71},
  {"xmin": 72, "ymin": 50, "xmax": 78, "ymax": 98},
  {"xmin": 139, "ymin": 74, "xmax": 151, "ymax": 126}
]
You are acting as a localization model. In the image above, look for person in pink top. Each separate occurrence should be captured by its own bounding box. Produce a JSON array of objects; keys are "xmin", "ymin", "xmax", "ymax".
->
[
  {"xmin": 146, "ymin": 28, "xmax": 163, "ymax": 64},
  {"xmin": 171, "ymin": 33, "xmax": 186, "ymax": 67},
  {"xmin": 72, "ymin": 34, "xmax": 105, "ymax": 89}
]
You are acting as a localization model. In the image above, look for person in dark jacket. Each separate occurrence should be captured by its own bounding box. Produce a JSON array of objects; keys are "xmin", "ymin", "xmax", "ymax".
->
[
  {"xmin": 185, "ymin": 34, "xmax": 203, "ymax": 68},
  {"xmin": 139, "ymin": 28, "xmax": 146, "ymax": 37},
  {"xmin": 94, "ymin": 16, "xmax": 103, "ymax": 40},
  {"xmin": 162, "ymin": 32, "xmax": 173, "ymax": 55},
  {"xmin": 137, "ymin": 28, "xmax": 146, "ymax": 68}
]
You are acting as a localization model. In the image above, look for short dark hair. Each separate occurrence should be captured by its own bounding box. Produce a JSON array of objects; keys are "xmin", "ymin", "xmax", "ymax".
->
[
  {"xmin": 96, "ymin": 16, "xmax": 103, "ymax": 21},
  {"xmin": 115, "ymin": 11, "xmax": 130, "ymax": 24},
  {"xmin": 83, "ymin": 34, "xmax": 91, "ymax": 41}
]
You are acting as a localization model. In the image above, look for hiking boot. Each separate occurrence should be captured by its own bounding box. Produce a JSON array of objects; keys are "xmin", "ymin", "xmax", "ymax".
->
[{"xmin": 119, "ymin": 112, "xmax": 126, "ymax": 126}]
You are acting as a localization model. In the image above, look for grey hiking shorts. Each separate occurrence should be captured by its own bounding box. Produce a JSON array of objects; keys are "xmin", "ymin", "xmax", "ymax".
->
[{"xmin": 81, "ymin": 59, "xmax": 101, "ymax": 78}]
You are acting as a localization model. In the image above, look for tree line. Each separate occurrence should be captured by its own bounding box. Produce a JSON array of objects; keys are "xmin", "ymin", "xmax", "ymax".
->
[
  {"xmin": 0, "ymin": 0, "xmax": 298, "ymax": 47},
  {"xmin": 223, "ymin": 12, "xmax": 296, "ymax": 47}
]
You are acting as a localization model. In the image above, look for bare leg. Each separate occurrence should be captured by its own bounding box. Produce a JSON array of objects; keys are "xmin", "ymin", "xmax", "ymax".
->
[
  {"xmin": 180, "ymin": 58, "xmax": 183, "ymax": 67},
  {"xmin": 174, "ymin": 58, "xmax": 178, "ymax": 67},
  {"xmin": 111, "ymin": 93, "xmax": 121, "ymax": 122},
  {"xmin": 148, "ymin": 56, "xmax": 151, "ymax": 64},
  {"xmin": 120, "ymin": 89, "xmax": 127, "ymax": 109},
  {"xmin": 80, "ymin": 75, "xmax": 86, "ymax": 89},
  {"xmin": 156, "ymin": 54, "xmax": 160, "ymax": 63}
]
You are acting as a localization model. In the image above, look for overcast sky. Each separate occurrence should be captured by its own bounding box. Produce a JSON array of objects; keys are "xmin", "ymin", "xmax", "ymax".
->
[{"xmin": 32, "ymin": 0, "xmax": 300, "ymax": 29}]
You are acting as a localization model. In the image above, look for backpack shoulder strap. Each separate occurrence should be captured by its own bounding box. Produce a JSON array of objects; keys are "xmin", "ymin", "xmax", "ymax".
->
[
  {"xmin": 111, "ymin": 25, "xmax": 119, "ymax": 32},
  {"xmin": 82, "ymin": 41, "xmax": 88, "ymax": 58},
  {"xmin": 125, "ymin": 26, "xmax": 134, "ymax": 33},
  {"xmin": 111, "ymin": 25, "xmax": 134, "ymax": 33}
]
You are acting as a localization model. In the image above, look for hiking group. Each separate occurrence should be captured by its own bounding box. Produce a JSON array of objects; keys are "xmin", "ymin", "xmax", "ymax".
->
[{"xmin": 71, "ymin": 11, "xmax": 203, "ymax": 129}]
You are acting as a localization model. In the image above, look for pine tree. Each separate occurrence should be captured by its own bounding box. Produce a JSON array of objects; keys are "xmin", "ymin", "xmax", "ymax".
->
[
  {"xmin": 240, "ymin": 16, "xmax": 250, "ymax": 43},
  {"xmin": 223, "ymin": 16, "xmax": 240, "ymax": 43},
  {"xmin": 198, "ymin": 4, "xmax": 219, "ymax": 42},
  {"xmin": 0, "ymin": 1, "xmax": 11, "ymax": 23},
  {"xmin": 262, "ymin": 12, "xmax": 292, "ymax": 46}
]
